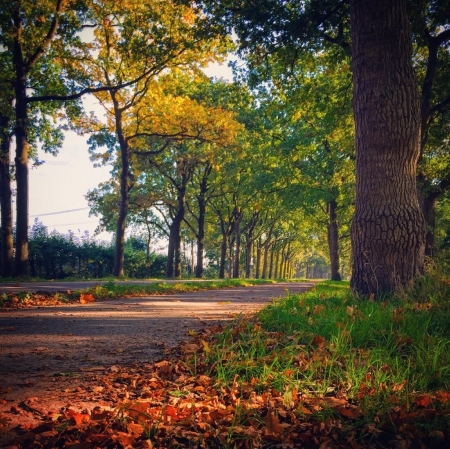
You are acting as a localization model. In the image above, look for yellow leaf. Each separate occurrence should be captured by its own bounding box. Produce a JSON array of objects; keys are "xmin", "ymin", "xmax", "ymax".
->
[{"xmin": 201, "ymin": 340, "xmax": 210, "ymax": 353}]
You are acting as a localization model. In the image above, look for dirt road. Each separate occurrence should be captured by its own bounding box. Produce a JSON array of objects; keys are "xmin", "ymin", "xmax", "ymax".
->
[{"xmin": 0, "ymin": 282, "xmax": 314, "ymax": 444}]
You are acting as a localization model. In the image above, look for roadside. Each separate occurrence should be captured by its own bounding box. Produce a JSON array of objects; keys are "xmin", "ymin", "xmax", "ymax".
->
[
  {"xmin": 0, "ymin": 278, "xmax": 223, "ymax": 294},
  {"xmin": 0, "ymin": 282, "xmax": 314, "ymax": 445}
]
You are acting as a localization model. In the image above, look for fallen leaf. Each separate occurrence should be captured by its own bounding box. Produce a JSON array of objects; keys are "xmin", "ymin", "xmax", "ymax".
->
[
  {"xmin": 79, "ymin": 293, "xmax": 95, "ymax": 304},
  {"xmin": 65, "ymin": 409, "xmax": 90, "ymax": 426},
  {"xmin": 201, "ymin": 340, "xmax": 210, "ymax": 353},
  {"xmin": 265, "ymin": 411, "xmax": 283, "ymax": 436},
  {"xmin": 336, "ymin": 406, "xmax": 359, "ymax": 419},
  {"xmin": 415, "ymin": 394, "xmax": 432, "ymax": 408}
]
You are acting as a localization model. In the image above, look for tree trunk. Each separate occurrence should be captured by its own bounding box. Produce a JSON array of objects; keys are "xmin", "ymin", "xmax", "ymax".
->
[
  {"xmin": 268, "ymin": 247, "xmax": 274, "ymax": 279},
  {"xmin": 274, "ymin": 250, "xmax": 280, "ymax": 279},
  {"xmin": 195, "ymin": 192, "xmax": 206, "ymax": 278},
  {"xmin": 174, "ymin": 232, "xmax": 182, "ymax": 278},
  {"xmin": 262, "ymin": 240, "xmax": 271, "ymax": 279},
  {"xmin": 245, "ymin": 239, "xmax": 252, "ymax": 278},
  {"xmin": 228, "ymin": 235, "xmax": 234, "ymax": 278},
  {"xmin": 0, "ymin": 114, "xmax": 14, "ymax": 277},
  {"xmin": 233, "ymin": 210, "xmax": 242, "ymax": 278},
  {"xmin": 280, "ymin": 248, "xmax": 286, "ymax": 279},
  {"xmin": 14, "ymin": 69, "xmax": 30, "ymax": 277},
  {"xmin": 350, "ymin": 0, "xmax": 425, "ymax": 295},
  {"xmin": 255, "ymin": 238, "xmax": 262, "ymax": 279},
  {"xmin": 166, "ymin": 227, "xmax": 176, "ymax": 278},
  {"xmin": 418, "ymin": 193, "xmax": 437, "ymax": 257},
  {"xmin": 166, "ymin": 186, "xmax": 186, "ymax": 278},
  {"xmin": 112, "ymin": 96, "xmax": 132, "ymax": 277},
  {"xmin": 327, "ymin": 199, "xmax": 342, "ymax": 281},
  {"xmin": 219, "ymin": 235, "xmax": 227, "ymax": 278}
]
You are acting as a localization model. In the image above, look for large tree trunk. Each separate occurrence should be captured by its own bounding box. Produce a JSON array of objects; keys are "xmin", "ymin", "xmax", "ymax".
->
[
  {"xmin": 112, "ymin": 97, "xmax": 131, "ymax": 277},
  {"xmin": 327, "ymin": 199, "xmax": 342, "ymax": 281},
  {"xmin": 0, "ymin": 114, "xmax": 14, "ymax": 277},
  {"xmin": 14, "ymin": 70, "xmax": 30, "ymax": 277},
  {"xmin": 349, "ymin": 0, "xmax": 425, "ymax": 295}
]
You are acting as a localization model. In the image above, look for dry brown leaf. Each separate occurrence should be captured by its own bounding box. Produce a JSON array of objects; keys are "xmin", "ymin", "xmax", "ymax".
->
[{"xmin": 265, "ymin": 411, "xmax": 283, "ymax": 436}]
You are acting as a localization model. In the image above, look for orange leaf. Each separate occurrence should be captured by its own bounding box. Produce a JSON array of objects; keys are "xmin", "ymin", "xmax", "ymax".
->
[
  {"xmin": 336, "ymin": 406, "xmax": 358, "ymax": 419},
  {"xmin": 415, "ymin": 394, "xmax": 433, "ymax": 408},
  {"xmin": 311, "ymin": 335, "xmax": 327, "ymax": 348},
  {"xmin": 265, "ymin": 411, "xmax": 283, "ymax": 436},
  {"xmin": 65, "ymin": 409, "xmax": 90, "ymax": 426},
  {"xmin": 436, "ymin": 391, "xmax": 450, "ymax": 404},
  {"xmin": 125, "ymin": 402, "xmax": 151, "ymax": 419},
  {"xmin": 79, "ymin": 293, "xmax": 95, "ymax": 304},
  {"xmin": 113, "ymin": 431, "xmax": 137, "ymax": 447}
]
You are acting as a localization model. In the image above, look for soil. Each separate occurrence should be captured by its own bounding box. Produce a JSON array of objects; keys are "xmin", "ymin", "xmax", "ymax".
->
[{"xmin": 0, "ymin": 282, "xmax": 314, "ymax": 447}]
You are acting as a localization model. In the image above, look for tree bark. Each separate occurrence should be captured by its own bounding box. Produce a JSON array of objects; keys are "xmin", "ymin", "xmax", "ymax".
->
[
  {"xmin": 255, "ymin": 238, "xmax": 262, "ymax": 279},
  {"xmin": 350, "ymin": 0, "xmax": 425, "ymax": 295},
  {"xmin": 327, "ymin": 199, "xmax": 342, "ymax": 281},
  {"xmin": 166, "ymin": 184, "xmax": 186, "ymax": 278},
  {"xmin": 418, "ymin": 191, "xmax": 437, "ymax": 257},
  {"xmin": 233, "ymin": 209, "xmax": 243, "ymax": 278},
  {"xmin": 268, "ymin": 246, "xmax": 274, "ymax": 279},
  {"xmin": 112, "ymin": 95, "xmax": 131, "ymax": 277},
  {"xmin": 245, "ymin": 240, "xmax": 252, "ymax": 278},
  {"xmin": 14, "ymin": 66, "xmax": 30, "ymax": 277},
  {"xmin": 166, "ymin": 226, "xmax": 176, "ymax": 278},
  {"xmin": 274, "ymin": 250, "xmax": 280, "ymax": 279},
  {"xmin": 195, "ymin": 180, "xmax": 207, "ymax": 278},
  {"xmin": 0, "ymin": 114, "xmax": 14, "ymax": 277}
]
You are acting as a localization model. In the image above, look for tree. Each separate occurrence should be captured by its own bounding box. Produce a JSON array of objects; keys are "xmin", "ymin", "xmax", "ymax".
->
[
  {"xmin": 0, "ymin": 0, "xmax": 88, "ymax": 276},
  {"xmin": 84, "ymin": 1, "xmax": 232, "ymax": 276},
  {"xmin": 349, "ymin": 0, "xmax": 425, "ymax": 294}
]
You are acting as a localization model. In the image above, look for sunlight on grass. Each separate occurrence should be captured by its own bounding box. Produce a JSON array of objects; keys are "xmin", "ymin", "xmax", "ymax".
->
[{"xmin": 201, "ymin": 276, "xmax": 450, "ymax": 442}]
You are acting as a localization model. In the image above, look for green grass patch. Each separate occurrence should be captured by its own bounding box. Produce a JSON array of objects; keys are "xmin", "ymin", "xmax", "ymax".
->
[
  {"xmin": 200, "ymin": 276, "xmax": 450, "ymax": 443},
  {"xmin": 75, "ymin": 278, "xmax": 276, "ymax": 301}
]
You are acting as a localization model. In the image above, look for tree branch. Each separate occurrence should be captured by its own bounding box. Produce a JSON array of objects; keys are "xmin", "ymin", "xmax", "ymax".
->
[{"xmin": 25, "ymin": 0, "xmax": 65, "ymax": 71}]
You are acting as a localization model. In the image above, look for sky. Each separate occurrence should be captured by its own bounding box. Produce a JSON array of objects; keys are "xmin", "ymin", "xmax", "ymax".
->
[{"xmin": 28, "ymin": 62, "xmax": 234, "ymax": 242}]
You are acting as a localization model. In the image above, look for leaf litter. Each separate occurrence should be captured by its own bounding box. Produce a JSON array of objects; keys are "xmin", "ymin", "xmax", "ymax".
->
[
  {"xmin": 1, "ymin": 319, "xmax": 449, "ymax": 448},
  {"xmin": 2, "ymin": 285, "xmax": 450, "ymax": 448}
]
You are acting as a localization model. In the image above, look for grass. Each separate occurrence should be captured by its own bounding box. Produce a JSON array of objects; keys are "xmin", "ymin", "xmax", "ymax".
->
[
  {"xmin": 197, "ymin": 275, "xmax": 450, "ymax": 445},
  {"xmin": 0, "ymin": 277, "xmax": 278, "ymax": 307},
  {"xmin": 77, "ymin": 278, "xmax": 277, "ymax": 300}
]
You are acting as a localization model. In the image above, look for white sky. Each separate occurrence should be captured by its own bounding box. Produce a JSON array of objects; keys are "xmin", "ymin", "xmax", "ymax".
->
[{"xmin": 28, "ymin": 62, "xmax": 234, "ymax": 242}]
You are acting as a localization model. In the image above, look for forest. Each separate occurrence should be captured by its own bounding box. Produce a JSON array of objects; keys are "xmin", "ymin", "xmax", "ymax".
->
[{"xmin": 0, "ymin": 0, "xmax": 449, "ymax": 295}]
